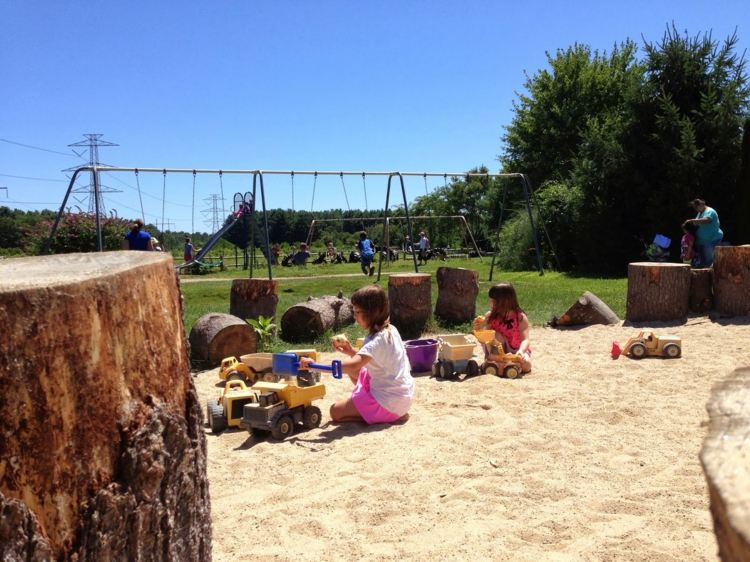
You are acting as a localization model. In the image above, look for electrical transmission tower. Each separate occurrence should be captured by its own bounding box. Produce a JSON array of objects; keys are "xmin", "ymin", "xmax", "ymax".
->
[
  {"xmin": 202, "ymin": 194, "xmax": 224, "ymax": 232},
  {"xmin": 65, "ymin": 134, "xmax": 121, "ymax": 213}
]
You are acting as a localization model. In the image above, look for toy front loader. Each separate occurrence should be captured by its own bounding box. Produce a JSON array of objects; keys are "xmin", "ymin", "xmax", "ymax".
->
[{"xmin": 473, "ymin": 330, "xmax": 523, "ymax": 379}]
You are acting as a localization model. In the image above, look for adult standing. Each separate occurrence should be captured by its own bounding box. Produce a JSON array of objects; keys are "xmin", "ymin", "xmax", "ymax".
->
[
  {"xmin": 418, "ymin": 231, "xmax": 430, "ymax": 265},
  {"xmin": 122, "ymin": 219, "xmax": 153, "ymax": 251},
  {"xmin": 184, "ymin": 237, "xmax": 194, "ymax": 262},
  {"xmin": 685, "ymin": 198, "xmax": 723, "ymax": 267}
]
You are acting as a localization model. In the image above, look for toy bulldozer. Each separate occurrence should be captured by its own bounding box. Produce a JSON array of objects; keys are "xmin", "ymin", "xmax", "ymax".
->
[
  {"xmin": 206, "ymin": 379, "xmax": 258, "ymax": 433},
  {"xmin": 473, "ymin": 330, "xmax": 524, "ymax": 379}
]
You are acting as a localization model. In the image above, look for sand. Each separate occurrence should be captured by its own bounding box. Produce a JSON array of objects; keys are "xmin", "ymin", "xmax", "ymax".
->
[{"xmin": 193, "ymin": 318, "xmax": 750, "ymax": 561}]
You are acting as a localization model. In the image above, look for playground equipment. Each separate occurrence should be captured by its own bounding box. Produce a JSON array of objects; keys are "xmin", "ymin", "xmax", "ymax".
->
[
  {"xmin": 206, "ymin": 379, "xmax": 257, "ymax": 433},
  {"xmin": 473, "ymin": 329, "xmax": 524, "ymax": 379},
  {"xmin": 432, "ymin": 334, "xmax": 481, "ymax": 379},
  {"xmin": 617, "ymin": 330, "xmax": 682, "ymax": 359}
]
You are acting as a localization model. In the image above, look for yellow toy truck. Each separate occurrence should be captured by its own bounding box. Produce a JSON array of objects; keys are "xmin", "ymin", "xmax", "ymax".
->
[
  {"xmin": 206, "ymin": 379, "xmax": 258, "ymax": 433},
  {"xmin": 474, "ymin": 329, "xmax": 524, "ymax": 379},
  {"xmin": 218, "ymin": 349, "xmax": 319, "ymax": 384},
  {"xmin": 240, "ymin": 381, "xmax": 326, "ymax": 440},
  {"xmin": 621, "ymin": 330, "xmax": 682, "ymax": 359}
]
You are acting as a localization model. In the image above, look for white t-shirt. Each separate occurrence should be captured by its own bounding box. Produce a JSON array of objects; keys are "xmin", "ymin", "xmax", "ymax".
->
[{"xmin": 357, "ymin": 325, "xmax": 415, "ymax": 415}]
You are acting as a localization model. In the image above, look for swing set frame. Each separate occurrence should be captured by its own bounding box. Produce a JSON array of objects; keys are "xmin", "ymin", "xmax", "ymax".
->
[{"xmin": 44, "ymin": 167, "xmax": 556, "ymax": 280}]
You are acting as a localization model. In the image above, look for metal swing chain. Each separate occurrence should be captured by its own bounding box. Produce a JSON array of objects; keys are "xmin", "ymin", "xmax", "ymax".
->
[
  {"xmin": 161, "ymin": 170, "xmax": 166, "ymax": 233},
  {"xmin": 191, "ymin": 170, "xmax": 197, "ymax": 234},
  {"xmin": 310, "ymin": 171, "xmax": 317, "ymax": 212},
  {"xmin": 340, "ymin": 172, "xmax": 351, "ymax": 211},
  {"xmin": 134, "ymin": 169, "xmax": 145, "ymax": 224},
  {"xmin": 361, "ymin": 172, "xmax": 368, "ymax": 210},
  {"xmin": 219, "ymin": 170, "xmax": 225, "ymax": 218},
  {"xmin": 291, "ymin": 171, "xmax": 295, "ymax": 211}
]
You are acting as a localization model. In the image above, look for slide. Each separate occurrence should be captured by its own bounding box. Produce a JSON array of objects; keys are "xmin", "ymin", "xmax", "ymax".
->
[{"xmin": 176, "ymin": 214, "xmax": 241, "ymax": 270}]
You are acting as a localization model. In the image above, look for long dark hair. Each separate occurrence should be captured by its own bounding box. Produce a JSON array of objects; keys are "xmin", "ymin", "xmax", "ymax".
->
[
  {"xmin": 351, "ymin": 284, "xmax": 390, "ymax": 334},
  {"xmin": 488, "ymin": 283, "xmax": 523, "ymax": 323}
]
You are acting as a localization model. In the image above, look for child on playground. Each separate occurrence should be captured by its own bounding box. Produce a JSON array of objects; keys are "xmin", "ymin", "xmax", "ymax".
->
[
  {"xmin": 680, "ymin": 221, "xmax": 698, "ymax": 266},
  {"xmin": 357, "ymin": 231, "xmax": 376, "ymax": 276},
  {"xmin": 305, "ymin": 284, "xmax": 414, "ymax": 424},
  {"xmin": 473, "ymin": 282, "xmax": 532, "ymax": 373}
]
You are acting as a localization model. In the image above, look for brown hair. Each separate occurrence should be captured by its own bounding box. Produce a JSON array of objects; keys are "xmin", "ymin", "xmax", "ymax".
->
[
  {"xmin": 690, "ymin": 198, "xmax": 706, "ymax": 207},
  {"xmin": 351, "ymin": 284, "xmax": 389, "ymax": 334},
  {"xmin": 488, "ymin": 283, "xmax": 522, "ymax": 323}
]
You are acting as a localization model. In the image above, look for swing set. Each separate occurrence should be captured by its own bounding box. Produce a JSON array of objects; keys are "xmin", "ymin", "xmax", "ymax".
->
[{"xmin": 44, "ymin": 167, "xmax": 557, "ymax": 280}]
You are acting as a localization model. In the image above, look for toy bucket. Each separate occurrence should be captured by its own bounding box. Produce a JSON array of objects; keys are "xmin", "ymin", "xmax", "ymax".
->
[{"xmin": 404, "ymin": 338, "xmax": 439, "ymax": 373}]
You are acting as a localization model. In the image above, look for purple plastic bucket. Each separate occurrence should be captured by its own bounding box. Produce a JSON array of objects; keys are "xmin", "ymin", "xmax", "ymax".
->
[{"xmin": 404, "ymin": 338, "xmax": 439, "ymax": 373}]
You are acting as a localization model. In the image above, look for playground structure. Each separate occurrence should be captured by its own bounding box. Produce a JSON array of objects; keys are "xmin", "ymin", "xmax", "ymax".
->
[{"xmin": 44, "ymin": 167, "xmax": 555, "ymax": 278}]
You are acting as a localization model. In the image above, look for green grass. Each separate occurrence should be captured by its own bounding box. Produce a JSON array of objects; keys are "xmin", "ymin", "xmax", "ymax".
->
[{"xmin": 180, "ymin": 258, "xmax": 626, "ymax": 352}]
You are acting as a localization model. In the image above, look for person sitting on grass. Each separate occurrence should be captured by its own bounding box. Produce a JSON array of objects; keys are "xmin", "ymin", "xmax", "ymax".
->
[
  {"xmin": 291, "ymin": 242, "xmax": 311, "ymax": 266},
  {"xmin": 303, "ymin": 284, "xmax": 414, "ymax": 424}
]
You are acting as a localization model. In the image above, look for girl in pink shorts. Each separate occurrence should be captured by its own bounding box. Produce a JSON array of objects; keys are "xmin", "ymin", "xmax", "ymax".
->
[{"xmin": 324, "ymin": 285, "xmax": 414, "ymax": 424}]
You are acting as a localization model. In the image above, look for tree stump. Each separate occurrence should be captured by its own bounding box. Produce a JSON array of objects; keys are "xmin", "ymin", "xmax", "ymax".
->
[
  {"xmin": 189, "ymin": 312, "xmax": 257, "ymax": 365},
  {"xmin": 0, "ymin": 252, "xmax": 210, "ymax": 562},
  {"xmin": 700, "ymin": 367, "xmax": 750, "ymax": 562},
  {"xmin": 689, "ymin": 268, "xmax": 714, "ymax": 313},
  {"xmin": 281, "ymin": 294, "xmax": 354, "ymax": 343},
  {"xmin": 551, "ymin": 291, "xmax": 620, "ymax": 327},
  {"xmin": 626, "ymin": 262, "xmax": 690, "ymax": 322},
  {"xmin": 434, "ymin": 267, "xmax": 479, "ymax": 324},
  {"xmin": 229, "ymin": 278, "xmax": 279, "ymax": 322},
  {"xmin": 388, "ymin": 273, "xmax": 432, "ymax": 340},
  {"xmin": 713, "ymin": 246, "xmax": 750, "ymax": 317}
]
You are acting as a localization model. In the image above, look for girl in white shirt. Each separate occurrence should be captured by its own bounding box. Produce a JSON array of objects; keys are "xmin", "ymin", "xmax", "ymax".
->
[{"xmin": 325, "ymin": 284, "xmax": 414, "ymax": 424}]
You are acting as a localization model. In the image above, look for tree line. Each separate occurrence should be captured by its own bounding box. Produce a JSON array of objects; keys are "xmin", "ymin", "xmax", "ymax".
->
[{"xmin": 3, "ymin": 26, "xmax": 749, "ymax": 274}]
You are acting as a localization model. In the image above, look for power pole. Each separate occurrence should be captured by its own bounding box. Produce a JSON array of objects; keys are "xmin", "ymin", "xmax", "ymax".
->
[
  {"xmin": 202, "ymin": 194, "xmax": 223, "ymax": 232},
  {"xmin": 65, "ymin": 134, "xmax": 121, "ymax": 214}
]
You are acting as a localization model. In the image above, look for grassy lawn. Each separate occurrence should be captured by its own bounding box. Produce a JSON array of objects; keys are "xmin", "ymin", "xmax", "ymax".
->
[{"xmin": 180, "ymin": 257, "xmax": 626, "ymax": 351}]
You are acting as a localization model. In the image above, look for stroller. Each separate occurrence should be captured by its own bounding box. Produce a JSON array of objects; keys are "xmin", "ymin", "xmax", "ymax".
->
[{"xmin": 643, "ymin": 234, "xmax": 671, "ymax": 262}]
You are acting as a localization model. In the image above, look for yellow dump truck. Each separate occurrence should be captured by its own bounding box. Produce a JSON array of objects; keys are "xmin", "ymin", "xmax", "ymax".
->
[
  {"xmin": 622, "ymin": 330, "xmax": 682, "ymax": 359},
  {"xmin": 473, "ymin": 329, "xmax": 524, "ymax": 379},
  {"xmin": 240, "ymin": 381, "xmax": 326, "ymax": 440},
  {"xmin": 219, "ymin": 349, "xmax": 319, "ymax": 384},
  {"xmin": 206, "ymin": 380, "xmax": 258, "ymax": 433}
]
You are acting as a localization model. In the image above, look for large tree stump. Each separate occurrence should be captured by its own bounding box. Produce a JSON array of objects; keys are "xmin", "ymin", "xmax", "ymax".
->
[
  {"xmin": 189, "ymin": 312, "xmax": 257, "ymax": 365},
  {"xmin": 434, "ymin": 267, "xmax": 479, "ymax": 324},
  {"xmin": 281, "ymin": 294, "xmax": 354, "ymax": 343},
  {"xmin": 229, "ymin": 278, "xmax": 279, "ymax": 322},
  {"xmin": 700, "ymin": 367, "xmax": 750, "ymax": 562},
  {"xmin": 626, "ymin": 262, "xmax": 690, "ymax": 322},
  {"xmin": 389, "ymin": 273, "xmax": 432, "ymax": 340},
  {"xmin": 690, "ymin": 268, "xmax": 714, "ymax": 313},
  {"xmin": 0, "ymin": 252, "xmax": 210, "ymax": 562},
  {"xmin": 551, "ymin": 291, "xmax": 620, "ymax": 327},
  {"xmin": 713, "ymin": 246, "xmax": 750, "ymax": 317}
]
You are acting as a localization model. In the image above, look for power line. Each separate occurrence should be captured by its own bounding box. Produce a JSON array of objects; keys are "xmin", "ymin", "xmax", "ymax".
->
[
  {"xmin": 0, "ymin": 173, "xmax": 67, "ymax": 182},
  {"xmin": 0, "ymin": 137, "xmax": 78, "ymax": 157}
]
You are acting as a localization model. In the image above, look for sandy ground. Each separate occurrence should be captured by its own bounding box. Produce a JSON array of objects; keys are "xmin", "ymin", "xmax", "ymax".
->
[{"xmin": 193, "ymin": 317, "xmax": 750, "ymax": 561}]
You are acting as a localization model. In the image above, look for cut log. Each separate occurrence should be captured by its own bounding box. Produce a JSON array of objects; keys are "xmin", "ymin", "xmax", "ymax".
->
[
  {"xmin": 713, "ymin": 246, "xmax": 750, "ymax": 317},
  {"xmin": 229, "ymin": 278, "xmax": 279, "ymax": 323},
  {"xmin": 626, "ymin": 262, "xmax": 690, "ymax": 322},
  {"xmin": 689, "ymin": 268, "xmax": 714, "ymax": 313},
  {"xmin": 189, "ymin": 312, "xmax": 257, "ymax": 364},
  {"xmin": 434, "ymin": 267, "xmax": 479, "ymax": 324},
  {"xmin": 551, "ymin": 291, "xmax": 620, "ymax": 327},
  {"xmin": 0, "ymin": 252, "xmax": 210, "ymax": 561},
  {"xmin": 388, "ymin": 273, "xmax": 432, "ymax": 340},
  {"xmin": 700, "ymin": 367, "xmax": 750, "ymax": 562},
  {"xmin": 281, "ymin": 294, "xmax": 354, "ymax": 343}
]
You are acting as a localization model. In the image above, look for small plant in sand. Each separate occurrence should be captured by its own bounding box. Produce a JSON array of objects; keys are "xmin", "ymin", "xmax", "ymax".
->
[{"xmin": 247, "ymin": 315, "xmax": 277, "ymax": 351}]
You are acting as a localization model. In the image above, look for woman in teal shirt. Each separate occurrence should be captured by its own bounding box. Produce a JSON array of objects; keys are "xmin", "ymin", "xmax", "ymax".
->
[{"xmin": 685, "ymin": 198, "xmax": 723, "ymax": 267}]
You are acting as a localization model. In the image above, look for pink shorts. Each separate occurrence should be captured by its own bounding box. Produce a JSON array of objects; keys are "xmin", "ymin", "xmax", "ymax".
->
[{"xmin": 351, "ymin": 368, "xmax": 402, "ymax": 425}]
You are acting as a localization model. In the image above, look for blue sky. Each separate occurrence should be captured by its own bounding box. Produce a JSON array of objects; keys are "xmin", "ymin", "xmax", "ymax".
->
[{"xmin": 2, "ymin": 0, "xmax": 748, "ymax": 233}]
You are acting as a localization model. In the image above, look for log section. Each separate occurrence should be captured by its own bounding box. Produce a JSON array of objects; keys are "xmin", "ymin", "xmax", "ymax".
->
[
  {"xmin": 713, "ymin": 246, "xmax": 750, "ymax": 317},
  {"xmin": 700, "ymin": 367, "xmax": 750, "ymax": 562},
  {"xmin": 388, "ymin": 273, "xmax": 432, "ymax": 340},
  {"xmin": 434, "ymin": 267, "xmax": 479, "ymax": 324},
  {"xmin": 190, "ymin": 312, "xmax": 258, "ymax": 364},
  {"xmin": 281, "ymin": 294, "xmax": 354, "ymax": 343},
  {"xmin": 229, "ymin": 278, "xmax": 279, "ymax": 322},
  {"xmin": 626, "ymin": 262, "xmax": 690, "ymax": 322},
  {"xmin": 0, "ymin": 251, "xmax": 210, "ymax": 561},
  {"xmin": 552, "ymin": 291, "xmax": 620, "ymax": 327},
  {"xmin": 689, "ymin": 268, "xmax": 714, "ymax": 313}
]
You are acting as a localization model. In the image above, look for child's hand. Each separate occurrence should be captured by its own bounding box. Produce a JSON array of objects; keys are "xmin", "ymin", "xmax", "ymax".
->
[
  {"xmin": 299, "ymin": 356, "xmax": 314, "ymax": 369},
  {"xmin": 472, "ymin": 315, "xmax": 486, "ymax": 331},
  {"xmin": 331, "ymin": 334, "xmax": 355, "ymax": 356}
]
